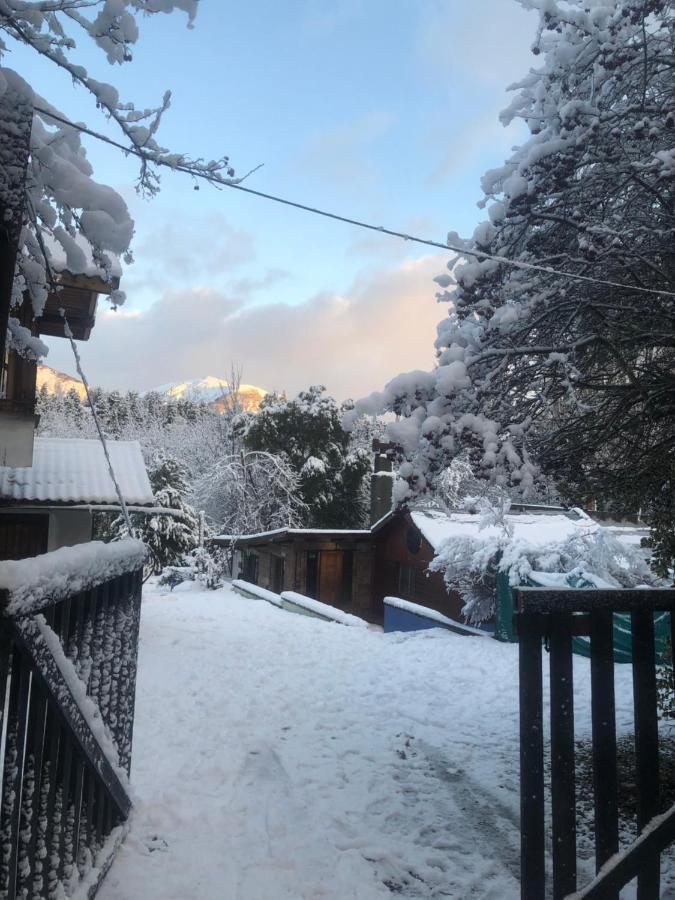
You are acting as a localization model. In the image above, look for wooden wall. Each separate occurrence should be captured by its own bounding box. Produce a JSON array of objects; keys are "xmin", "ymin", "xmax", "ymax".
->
[
  {"xmin": 372, "ymin": 515, "xmax": 464, "ymax": 622},
  {"xmin": 240, "ymin": 538, "xmax": 376, "ymax": 620}
]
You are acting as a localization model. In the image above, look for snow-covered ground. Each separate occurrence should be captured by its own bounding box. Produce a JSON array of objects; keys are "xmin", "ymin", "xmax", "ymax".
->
[{"xmin": 99, "ymin": 581, "xmax": 654, "ymax": 900}]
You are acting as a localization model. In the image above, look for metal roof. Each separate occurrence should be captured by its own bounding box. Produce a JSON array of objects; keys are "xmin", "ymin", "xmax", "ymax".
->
[{"xmin": 0, "ymin": 438, "xmax": 153, "ymax": 505}]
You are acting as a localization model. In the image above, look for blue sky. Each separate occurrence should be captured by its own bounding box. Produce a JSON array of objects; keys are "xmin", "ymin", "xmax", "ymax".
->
[{"xmin": 12, "ymin": 0, "xmax": 538, "ymax": 398}]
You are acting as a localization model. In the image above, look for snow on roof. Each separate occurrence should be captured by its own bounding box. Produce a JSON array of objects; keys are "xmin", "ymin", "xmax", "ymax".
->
[
  {"xmin": 215, "ymin": 527, "xmax": 371, "ymax": 543},
  {"xmin": 42, "ymin": 231, "xmax": 122, "ymax": 281},
  {"xmin": 408, "ymin": 507, "xmax": 648, "ymax": 553},
  {"xmin": 409, "ymin": 507, "xmax": 593, "ymax": 552},
  {"xmin": 0, "ymin": 438, "xmax": 153, "ymax": 505}
]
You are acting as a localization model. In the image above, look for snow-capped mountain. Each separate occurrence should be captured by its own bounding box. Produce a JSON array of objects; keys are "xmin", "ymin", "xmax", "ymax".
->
[
  {"xmin": 151, "ymin": 376, "xmax": 267, "ymax": 413},
  {"xmin": 37, "ymin": 364, "xmax": 87, "ymax": 399}
]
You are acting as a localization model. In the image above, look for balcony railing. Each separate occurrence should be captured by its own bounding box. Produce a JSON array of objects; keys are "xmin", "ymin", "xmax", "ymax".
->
[{"xmin": 0, "ymin": 538, "xmax": 146, "ymax": 899}]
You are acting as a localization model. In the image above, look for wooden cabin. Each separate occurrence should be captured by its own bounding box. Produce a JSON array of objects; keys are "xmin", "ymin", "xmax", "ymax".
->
[
  {"xmin": 219, "ymin": 528, "xmax": 375, "ymax": 620},
  {"xmin": 215, "ymin": 510, "xmax": 466, "ymax": 625},
  {"xmin": 218, "ymin": 505, "xmax": 605, "ymax": 628}
]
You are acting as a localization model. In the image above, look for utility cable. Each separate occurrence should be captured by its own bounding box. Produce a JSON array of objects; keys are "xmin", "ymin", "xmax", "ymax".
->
[{"xmin": 33, "ymin": 105, "xmax": 675, "ymax": 301}]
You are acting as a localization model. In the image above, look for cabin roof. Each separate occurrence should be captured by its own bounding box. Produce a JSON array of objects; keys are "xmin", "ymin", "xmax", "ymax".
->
[
  {"xmin": 0, "ymin": 438, "xmax": 153, "ymax": 506},
  {"xmin": 407, "ymin": 506, "xmax": 648, "ymax": 552},
  {"xmin": 214, "ymin": 527, "xmax": 371, "ymax": 547}
]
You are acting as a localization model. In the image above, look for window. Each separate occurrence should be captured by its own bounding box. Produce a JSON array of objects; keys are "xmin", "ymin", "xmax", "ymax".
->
[
  {"xmin": 406, "ymin": 526, "xmax": 421, "ymax": 555},
  {"xmin": 398, "ymin": 563, "xmax": 416, "ymax": 600}
]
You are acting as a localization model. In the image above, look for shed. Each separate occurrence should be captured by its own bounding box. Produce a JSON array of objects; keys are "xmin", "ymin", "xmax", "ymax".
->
[
  {"xmin": 0, "ymin": 437, "xmax": 153, "ymax": 560},
  {"xmin": 214, "ymin": 527, "xmax": 375, "ymax": 620}
]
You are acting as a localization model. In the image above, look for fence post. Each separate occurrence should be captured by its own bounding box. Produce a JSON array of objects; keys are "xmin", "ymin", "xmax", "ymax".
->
[{"xmin": 518, "ymin": 607, "xmax": 546, "ymax": 900}]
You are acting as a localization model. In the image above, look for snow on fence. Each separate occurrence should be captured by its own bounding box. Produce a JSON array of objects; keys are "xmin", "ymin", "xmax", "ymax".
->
[
  {"xmin": 0, "ymin": 538, "xmax": 146, "ymax": 614},
  {"xmin": 0, "ymin": 544, "xmax": 145, "ymax": 899},
  {"xmin": 383, "ymin": 596, "xmax": 492, "ymax": 637}
]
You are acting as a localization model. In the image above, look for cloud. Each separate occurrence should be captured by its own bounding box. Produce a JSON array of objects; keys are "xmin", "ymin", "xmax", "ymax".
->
[
  {"xmin": 45, "ymin": 254, "xmax": 449, "ymax": 402},
  {"xmin": 116, "ymin": 210, "xmax": 258, "ymax": 301}
]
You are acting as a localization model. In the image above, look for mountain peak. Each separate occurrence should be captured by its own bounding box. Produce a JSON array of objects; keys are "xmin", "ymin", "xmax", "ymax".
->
[{"xmin": 150, "ymin": 376, "xmax": 268, "ymax": 412}]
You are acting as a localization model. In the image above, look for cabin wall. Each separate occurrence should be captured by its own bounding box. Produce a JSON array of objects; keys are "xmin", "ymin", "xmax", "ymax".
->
[
  {"xmin": 236, "ymin": 538, "xmax": 377, "ymax": 621},
  {"xmin": 0, "ymin": 507, "xmax": 92, "ymax": 560},
  {"xmin": 372, "ymin": 516, "xmax": 464, "ymax": 621}
]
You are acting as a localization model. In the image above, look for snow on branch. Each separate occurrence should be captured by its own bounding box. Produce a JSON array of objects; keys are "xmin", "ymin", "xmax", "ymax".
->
[{"xmin": 0, "ymin": 1, "xmax": 243, "ymax": 330}]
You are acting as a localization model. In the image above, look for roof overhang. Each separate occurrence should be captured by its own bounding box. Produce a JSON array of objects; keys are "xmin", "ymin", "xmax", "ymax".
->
[{"xmin": 36, "ymin": 271, "xmax": 120, "ymax": 342}]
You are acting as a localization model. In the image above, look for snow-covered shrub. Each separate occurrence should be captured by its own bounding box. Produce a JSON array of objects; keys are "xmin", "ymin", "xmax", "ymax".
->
[
  {"xmin": 429, "ymin": 503, "xmax": 661, "ymax": 623},
  {"xmin": 112, "ymin": 452, "xmax": 200, "ymax": 574},
  {"xmin": 158, "ymin": 546, "xmax": 229, "ymax": 591}
]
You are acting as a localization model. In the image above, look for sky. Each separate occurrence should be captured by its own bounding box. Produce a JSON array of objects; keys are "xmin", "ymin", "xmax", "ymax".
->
[{"xmin": 11, "ymin": 0, "xmax": 538, "ymax": 400}]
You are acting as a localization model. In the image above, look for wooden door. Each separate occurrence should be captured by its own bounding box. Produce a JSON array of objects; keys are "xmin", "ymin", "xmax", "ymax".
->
[{"xmin": 318, "ymin": 551, "xmax": 343, "ymax": 606}]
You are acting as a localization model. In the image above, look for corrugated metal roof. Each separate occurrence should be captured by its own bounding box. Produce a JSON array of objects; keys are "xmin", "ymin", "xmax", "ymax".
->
[{"xmin": 0, "ymin": 438, "xmax": 153, "ymax": 505}]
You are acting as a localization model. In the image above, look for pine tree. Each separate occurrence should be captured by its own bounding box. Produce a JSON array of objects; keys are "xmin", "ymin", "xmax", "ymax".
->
[{"xmin": 119, "ymin": 452, "xmax": 200, "ymax": 574}]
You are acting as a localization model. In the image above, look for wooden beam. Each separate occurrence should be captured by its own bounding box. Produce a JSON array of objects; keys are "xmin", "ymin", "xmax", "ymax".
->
[
  {"xmin": 513, "ymin": 588, "xmax": 675, "ymax": 614},
  {"xmin": 569, "ymin": 802, "xmax": 675, "ymax": 899}
]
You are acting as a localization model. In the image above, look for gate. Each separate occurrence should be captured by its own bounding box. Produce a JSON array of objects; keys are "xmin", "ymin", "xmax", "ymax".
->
[{"xmin": 514, "ymin": 587, "xmax": 675, "ymax": 899}]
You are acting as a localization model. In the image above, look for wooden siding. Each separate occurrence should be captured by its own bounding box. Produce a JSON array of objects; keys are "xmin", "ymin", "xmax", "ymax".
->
[
  {"xmin": 238, "ymin": 537, "xmax": 375, "ymax": 620},
  {"xmin": 372, "ymin": 514, "xmax": 464, "ymax": 622}
]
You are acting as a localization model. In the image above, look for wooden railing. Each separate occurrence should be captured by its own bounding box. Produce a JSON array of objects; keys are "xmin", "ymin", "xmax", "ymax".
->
[
  {"xmin": 514, "ymin": 587, "xmax": 675, "ymax": 900},
  {"xmin": 0, "ymin": 563, "xmax": 143, "ymax": 899}
]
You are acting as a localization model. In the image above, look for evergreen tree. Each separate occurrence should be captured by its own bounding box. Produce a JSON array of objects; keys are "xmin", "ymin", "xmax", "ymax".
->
[
  {"xmin": 245, "ymin": 386, "xmax": 371, "ymax": 528},
  {"xmin": 117, "ymin": 452, "xmax": 200, "ymax": 574}
]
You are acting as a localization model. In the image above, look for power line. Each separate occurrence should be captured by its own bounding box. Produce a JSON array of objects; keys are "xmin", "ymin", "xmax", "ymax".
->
[{"xmin": 33, "ymin": 104, "xmax": 675, "ymax": 301}]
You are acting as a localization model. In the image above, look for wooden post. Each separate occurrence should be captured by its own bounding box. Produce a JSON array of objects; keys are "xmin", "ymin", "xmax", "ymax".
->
[
  {"xmin": 0, "ymin": 77, "xmax": 33, "ymax": 377},
  {"xmin": 518, "ymin": 611, "xmax": 546, "ymax": 899}
]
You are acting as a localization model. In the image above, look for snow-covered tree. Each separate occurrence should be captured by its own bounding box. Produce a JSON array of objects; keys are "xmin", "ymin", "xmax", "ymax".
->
[
  {"xmin": 346, "ymin": 0, "xmax": 674, "ymax": 558},
  {"xmin": 245, "ymin": 386, "xmax": 371, "ymax": 528},
  {"xmin": 114, "ymin": 451, "xmax": 199, "ymax": 574},
  {"xmin": 192, "ymin": 450, "xmax": 306, "ymax": 536},
  {"xmin": 1, "ymin": 1, "xmax": 238, "ymax": 353}
]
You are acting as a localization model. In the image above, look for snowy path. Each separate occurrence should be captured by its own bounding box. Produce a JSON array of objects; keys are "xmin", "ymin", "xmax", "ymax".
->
[{"xmin": 99, "ymin": 581, "xmax": 633, "ymax": 900}]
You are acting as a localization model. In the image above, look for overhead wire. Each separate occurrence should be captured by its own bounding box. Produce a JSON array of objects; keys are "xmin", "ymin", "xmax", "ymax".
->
[{"xmin": 33, "ymin": 105, "xmax": 675, "ymax": 301}]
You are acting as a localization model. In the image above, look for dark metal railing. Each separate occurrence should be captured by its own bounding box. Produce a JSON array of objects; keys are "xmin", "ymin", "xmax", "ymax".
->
[
  {"xmin": 0, "ymin": 567, "xmax": 142, "ymax": 899},
  {"xmin": 514, "ymin": 587, "xmax": 675, "ymax": 900}
]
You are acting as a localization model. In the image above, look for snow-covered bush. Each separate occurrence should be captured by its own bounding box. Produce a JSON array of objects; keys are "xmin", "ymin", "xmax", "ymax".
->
[
  {"xmin": 429, "ymin": 501, "xmax": 661, "ymax": 623},
  {"xmin": 158, "ymin": 545, "xmax": 229, "ymax": 591},
  {"xmin": 110, "ymin": 452, "xmax": 199, "ymax": 574}
]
